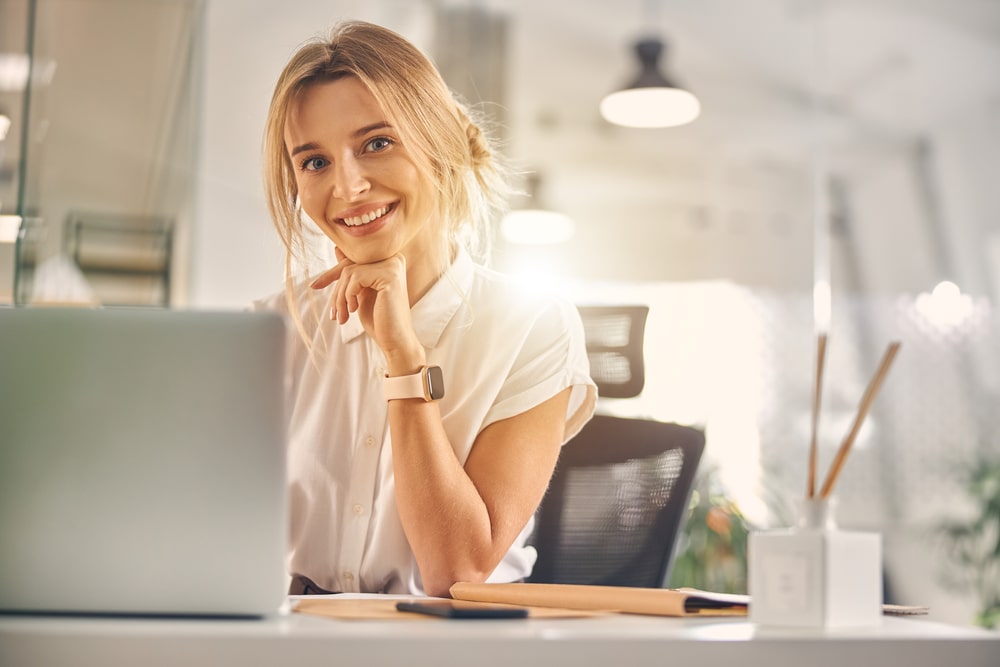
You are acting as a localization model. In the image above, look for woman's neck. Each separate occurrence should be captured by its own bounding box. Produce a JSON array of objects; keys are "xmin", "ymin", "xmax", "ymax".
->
[{"xmin": 405, "ymin": 240, "xmax": 456, "ymax": 307}]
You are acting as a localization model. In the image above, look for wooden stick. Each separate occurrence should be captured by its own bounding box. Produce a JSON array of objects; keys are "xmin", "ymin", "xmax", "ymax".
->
[
  {"xmin": 807, "ymin": 333, "xmax": 828, "ymax": 498},
  {"xmin": 819, "ymin": 341, "xmax": 901, "ymax": 499}
]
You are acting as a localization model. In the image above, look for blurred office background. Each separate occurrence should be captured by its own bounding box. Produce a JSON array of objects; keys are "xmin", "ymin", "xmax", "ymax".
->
[{"xmin": 1, "ymin": 0, "xmax": 998, "ymax": 627}]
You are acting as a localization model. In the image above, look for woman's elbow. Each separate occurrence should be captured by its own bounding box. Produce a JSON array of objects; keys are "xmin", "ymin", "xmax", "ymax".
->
[{"xmin": 422, "ymin": 564, "xmax": 491, "ymax": 598}]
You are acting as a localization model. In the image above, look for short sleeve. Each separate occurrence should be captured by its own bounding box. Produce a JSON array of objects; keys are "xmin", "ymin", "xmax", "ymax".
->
[{"xmin": 483, "ymin": 298, "xmax": 597, "ymax": 443}]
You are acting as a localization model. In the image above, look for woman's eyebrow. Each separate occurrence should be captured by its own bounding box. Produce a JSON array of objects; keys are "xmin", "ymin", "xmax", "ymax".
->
[
  {"xmin": 353, "ymin": 121, "xmax": 393, "ymax": 138},
  {"xmin": 290, "ymin": 142, "xmax": 320, "ymax": 158}
]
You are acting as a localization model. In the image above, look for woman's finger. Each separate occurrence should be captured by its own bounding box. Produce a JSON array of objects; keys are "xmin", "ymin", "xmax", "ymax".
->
[
  {"xmin": 310, "ymin": 255, "xmax": 352, "ymax": 290},
  {"xmin": 333, "ymin": 265, "xmax": 353, "ymax": 323}
]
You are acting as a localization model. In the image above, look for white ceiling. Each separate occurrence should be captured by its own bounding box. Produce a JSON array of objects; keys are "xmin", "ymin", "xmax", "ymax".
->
[
  {"xmin": 499, "ymin": 0, "xmax": 1000, "ymax": 151},
  {"xmin": 428, "ymin": 0, "xmax": 1000, "ymax": 290}
]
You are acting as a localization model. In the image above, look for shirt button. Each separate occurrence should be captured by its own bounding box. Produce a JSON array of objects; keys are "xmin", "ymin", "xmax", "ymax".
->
[
  {"xmin": 365, "ymin": 435, "xmax": 376, "ymax": 448},
  {"xmin": 343, "ymin": 571, "xmax": 354, "ymax": 582},
  {"xmin": 352, "ymin": 503, "xmax": 365, "ymax": 516}
]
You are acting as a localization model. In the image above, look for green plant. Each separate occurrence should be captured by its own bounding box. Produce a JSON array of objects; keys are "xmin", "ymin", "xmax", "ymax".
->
[
  {"xmin": 938, "ymin": 455, "xmax": 1000, "ymax": 629},
  {"xmin": 667, "ymin": 466, "xmax": 751, "ymax": 594}
]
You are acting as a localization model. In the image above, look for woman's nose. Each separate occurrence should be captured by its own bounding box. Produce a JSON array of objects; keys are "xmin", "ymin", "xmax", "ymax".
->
[{"xmin": 332, "ymin": 155, "xmax": 370, "ymax": 201}]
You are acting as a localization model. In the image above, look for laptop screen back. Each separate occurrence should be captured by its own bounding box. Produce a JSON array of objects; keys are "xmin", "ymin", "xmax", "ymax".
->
[{"xmin": 0, "ymin": 307, "xmax": 288, "ymax": 617}]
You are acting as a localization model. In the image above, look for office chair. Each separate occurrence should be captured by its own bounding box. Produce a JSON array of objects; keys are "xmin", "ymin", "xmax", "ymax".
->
[
  {"xmin": 576, "ymin": 305, "xmax": 648, "ymax": 399},
  {"xmin": 528, "ymin": 414, "xmax": 705, "ymax": 588}
]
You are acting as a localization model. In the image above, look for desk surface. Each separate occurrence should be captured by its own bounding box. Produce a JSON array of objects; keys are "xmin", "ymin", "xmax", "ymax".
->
[{"xmin": 2, "ymin": 603, "xmax": 998, "ymax": 667}]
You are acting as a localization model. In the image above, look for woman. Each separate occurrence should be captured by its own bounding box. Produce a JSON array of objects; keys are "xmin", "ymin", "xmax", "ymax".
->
[{"xmin": 255, "ymin": 20, "xmax": 596, "ymax": 597}]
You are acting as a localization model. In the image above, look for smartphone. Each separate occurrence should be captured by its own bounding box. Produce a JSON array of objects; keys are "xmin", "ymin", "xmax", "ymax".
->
[{"xmin": 396, "ymin": 600, "xmax": 529, "ymax": 619}]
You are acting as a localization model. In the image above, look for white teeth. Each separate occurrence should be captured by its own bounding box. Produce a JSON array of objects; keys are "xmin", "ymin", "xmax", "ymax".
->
[{"xmin": 342, "ymin": 206, "xmax": 389, "ymax": 227}]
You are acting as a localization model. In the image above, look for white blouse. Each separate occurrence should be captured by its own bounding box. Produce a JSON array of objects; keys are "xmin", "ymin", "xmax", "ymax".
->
[{"xmin": 253, "ymin": 250, "xmax": 596, "ymax": 594}]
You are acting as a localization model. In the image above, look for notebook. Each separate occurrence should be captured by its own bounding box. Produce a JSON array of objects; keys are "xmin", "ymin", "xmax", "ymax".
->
[{"xmin": 0, "ymin": 307, "xmax": 288, "ymax": 617}]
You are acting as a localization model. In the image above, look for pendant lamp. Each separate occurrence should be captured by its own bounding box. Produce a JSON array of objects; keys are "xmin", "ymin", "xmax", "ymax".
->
[
  {"xmin": 500, "ymin": 172, "xmax": 575, "ymax": 245},
  {"xmin": 600, "ymin": 37, "xmax": 700, "ymax": 129}
]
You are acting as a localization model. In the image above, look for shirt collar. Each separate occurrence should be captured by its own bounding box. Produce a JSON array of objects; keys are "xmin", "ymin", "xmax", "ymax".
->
[{"xmin": 338, "ymin": 249, "xmax": 474, "ymax": 349}]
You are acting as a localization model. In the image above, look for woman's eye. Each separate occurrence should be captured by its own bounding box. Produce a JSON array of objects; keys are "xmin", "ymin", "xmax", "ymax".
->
[
  {"xmin": 301, "ymin": 156, "xmax": 328, "ymax": 171},
  {"xmin": 365, "ymin": 137, "xmax": 393, "ymax": 153}
]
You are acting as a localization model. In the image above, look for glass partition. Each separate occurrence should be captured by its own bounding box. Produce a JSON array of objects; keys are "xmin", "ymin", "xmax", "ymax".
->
[
  {"xmin": 0, "ymin": 0, "xmax": 30, "ymax": 301},
  {"xmin": 0, "ymin": 0, "xmax": 202, "ymax": 306}
]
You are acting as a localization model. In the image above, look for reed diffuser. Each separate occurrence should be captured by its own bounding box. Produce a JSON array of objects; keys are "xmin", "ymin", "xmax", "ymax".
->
[{"xmin": 748, "ymin": 336, "xmax": 901, "ymax": 628}]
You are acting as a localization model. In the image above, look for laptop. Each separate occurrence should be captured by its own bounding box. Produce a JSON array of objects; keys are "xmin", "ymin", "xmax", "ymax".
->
[{"xmin": 0, "ymin": 307, "xmax": 288, "ymax": 617}]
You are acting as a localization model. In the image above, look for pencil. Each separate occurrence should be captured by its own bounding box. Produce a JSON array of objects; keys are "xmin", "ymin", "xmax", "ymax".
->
[
  {"xmin": 818, "ymin": 341, "xmax": 901, "ymax": 499},
  {"xmin": 807, "ymin": 333, "xmax": 827, "ymax": 498}
]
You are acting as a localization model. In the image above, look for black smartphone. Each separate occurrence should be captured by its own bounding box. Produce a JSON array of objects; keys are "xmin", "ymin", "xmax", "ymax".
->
[{"xmin": 396, "ymin": 600, "xmax": 529, "ymax": 619}]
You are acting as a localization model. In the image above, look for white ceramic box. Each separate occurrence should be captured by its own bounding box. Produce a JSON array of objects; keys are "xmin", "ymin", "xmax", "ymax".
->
[{"xmin": 748, "ymin": 501, "xmax": 882, "ymax": 628}]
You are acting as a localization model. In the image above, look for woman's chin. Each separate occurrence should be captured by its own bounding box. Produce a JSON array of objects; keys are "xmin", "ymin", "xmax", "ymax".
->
[{"xmin": 338, "ymin": 245, "xmax": 396, "ymax": 265}]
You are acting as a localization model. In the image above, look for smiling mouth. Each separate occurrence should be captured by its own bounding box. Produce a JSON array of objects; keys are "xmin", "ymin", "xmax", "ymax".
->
[{"xmin": 338, "ymin": 204, "xmax": 394, "ymax": 227}]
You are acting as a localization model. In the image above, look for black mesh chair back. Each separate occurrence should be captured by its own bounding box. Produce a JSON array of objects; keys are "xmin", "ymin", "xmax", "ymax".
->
[
  {"xmin": 577, "ymin": 306, "xmax": 649, "ymax": 398},
  {"xmin": 528, "ymin": 414, "xmax": 705, "ymax": 588}
]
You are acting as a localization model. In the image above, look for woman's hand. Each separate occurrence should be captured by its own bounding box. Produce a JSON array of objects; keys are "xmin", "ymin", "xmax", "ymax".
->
[{"xmin": 310, "ymin": 248, "xmax": 424, "ymax": 365}]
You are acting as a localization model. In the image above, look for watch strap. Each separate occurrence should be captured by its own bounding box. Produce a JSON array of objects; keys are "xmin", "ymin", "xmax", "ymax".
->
[
  {"xmin": 383, "ymin": 365, "xmax": 444, "ymax": 401},
  {"xmin": 383, "ymin": 368, "xmax": 427, "ymax": 401}
]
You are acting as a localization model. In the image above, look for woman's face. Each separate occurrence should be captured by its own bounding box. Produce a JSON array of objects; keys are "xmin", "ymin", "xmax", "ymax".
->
[{"xmin": 284, "ymin": 77, "xmax": 441, "ymax": 268}]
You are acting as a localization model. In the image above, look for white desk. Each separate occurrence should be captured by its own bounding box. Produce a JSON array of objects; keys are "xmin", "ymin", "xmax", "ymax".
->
[{"xmin": 2, "ymin": 606, "xmax": 998, "ymax": 667}]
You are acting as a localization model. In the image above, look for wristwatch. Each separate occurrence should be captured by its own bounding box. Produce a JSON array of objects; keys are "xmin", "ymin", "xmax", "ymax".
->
[{"xmin": 383, "ymin": 365, "xmax": 445, "ymax": 402}]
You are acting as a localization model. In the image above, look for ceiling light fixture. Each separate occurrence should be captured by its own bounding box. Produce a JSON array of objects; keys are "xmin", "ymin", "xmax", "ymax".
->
[
  {"xmin": 501, "ymin": 208, "xmax": 575, "ymax": 245},
  {"xmin": 600, "ymin": 36, "xmax": 700, "ymax": 129},
  {"xmin": 500, "ymin": 172, "xmax": 575, "ymax": 245},
  {"xmin": 0, "ymin": 215, "xmax": 22, "ymax": 244}
]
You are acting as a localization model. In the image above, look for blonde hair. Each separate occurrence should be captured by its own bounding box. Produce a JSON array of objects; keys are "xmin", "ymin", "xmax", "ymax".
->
[{"xmin": 262, "ymin": 20, "xmax": 509, "ymax": 326}]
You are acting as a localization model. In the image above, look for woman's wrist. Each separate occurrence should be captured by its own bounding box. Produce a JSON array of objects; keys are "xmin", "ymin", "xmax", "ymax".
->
[{"xmin": 384, "ymin": 346, "xmax": 427, "ymax": 377}]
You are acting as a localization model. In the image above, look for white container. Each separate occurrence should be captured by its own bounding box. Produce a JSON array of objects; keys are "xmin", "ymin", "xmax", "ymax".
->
[{"xmin": 748, "ymin": 498, "xmax": 882, "ymax": 628}]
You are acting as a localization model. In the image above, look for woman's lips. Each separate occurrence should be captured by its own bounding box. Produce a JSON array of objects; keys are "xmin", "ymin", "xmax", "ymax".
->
[
  {"xmin": 336, "ymin": 203, "xmax": 396, "ymax": 236},
  {"xmin": 339, "ymin": 203, "xmax": 393, "ymax": 227}
]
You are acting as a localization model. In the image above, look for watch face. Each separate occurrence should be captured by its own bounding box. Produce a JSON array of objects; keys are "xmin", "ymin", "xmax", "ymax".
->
[{"xmin": 426, "ymin": 366, "xmax": 445, "ymax": 400}]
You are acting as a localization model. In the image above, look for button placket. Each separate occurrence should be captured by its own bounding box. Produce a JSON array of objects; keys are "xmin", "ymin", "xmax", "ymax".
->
[{"xmin": 337, "ymin": 341, "xmax": 390, "ymax": 592}]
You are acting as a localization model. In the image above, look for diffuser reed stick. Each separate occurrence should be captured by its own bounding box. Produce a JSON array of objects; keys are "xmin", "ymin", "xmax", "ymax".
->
[
  {"xmin": 807, "ymin": 333, "xmax": 828, "ymax": 499},
  {"xmin": 818, "ymin": 341, "xmax": 901, "ymax": 499}
]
